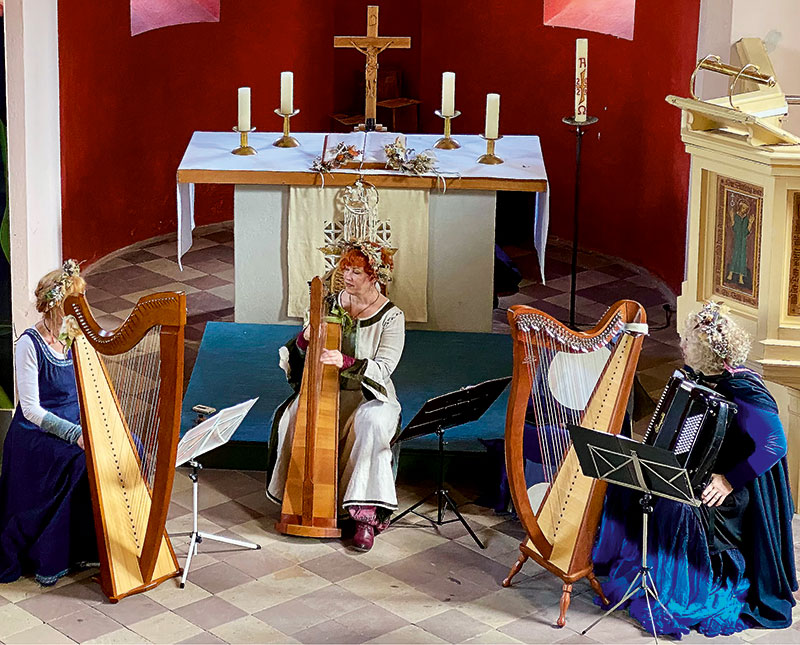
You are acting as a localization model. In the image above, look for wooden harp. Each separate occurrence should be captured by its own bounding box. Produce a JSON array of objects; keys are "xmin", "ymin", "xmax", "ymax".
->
[
  {"xmin": 64, "ymin": 292, "xmax": 185, "ymax": 602},
  {"xmin": 502, "ymin": 301, "xmax": 646, "ymax": 626},
  {"xmin": 276, "ymin": 277, "xmax": 342, "ymax": 538}
]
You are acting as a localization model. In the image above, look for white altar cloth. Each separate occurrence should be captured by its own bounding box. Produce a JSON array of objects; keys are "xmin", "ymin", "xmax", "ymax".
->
[{"xmin": 176, "ymin": 131, "xmax": 550, "ymax": 280}]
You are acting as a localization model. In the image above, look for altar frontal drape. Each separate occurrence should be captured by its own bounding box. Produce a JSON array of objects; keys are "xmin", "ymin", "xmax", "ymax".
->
[{"xmin": 287, "ymin": 186, "xmax": 429, "ymax": 322}]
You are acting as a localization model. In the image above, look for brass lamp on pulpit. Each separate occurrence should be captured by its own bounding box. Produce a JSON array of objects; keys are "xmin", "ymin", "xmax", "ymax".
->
[{"xmin": 668, "ymin": 38, "xmax": 800, "ymax": 508}]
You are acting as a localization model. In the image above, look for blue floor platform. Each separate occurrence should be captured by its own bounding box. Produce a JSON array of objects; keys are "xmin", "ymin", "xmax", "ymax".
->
[{"xmin": 181, "ymin": 322, "xmax": 512, "ymax": 460}]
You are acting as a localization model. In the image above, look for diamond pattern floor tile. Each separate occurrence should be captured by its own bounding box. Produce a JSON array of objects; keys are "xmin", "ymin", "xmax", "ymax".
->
[{"xmin": 0, "ymin": 224, "xmax": 758, "ymax": 643}]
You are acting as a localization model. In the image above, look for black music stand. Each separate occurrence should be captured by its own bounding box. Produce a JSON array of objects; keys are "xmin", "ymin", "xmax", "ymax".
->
[
  {"xmin": 390, "ymin": 377, "xmax": 512, "ymax": 550},
  {"xmin": 568, "ymin": 424, "xmax": 700, "ymax": 645}
]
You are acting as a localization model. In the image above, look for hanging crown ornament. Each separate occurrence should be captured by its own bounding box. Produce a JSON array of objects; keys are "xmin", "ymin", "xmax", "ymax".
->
[{"xmin": 319, "ymin": 177, "xmax": 397, "ymax": 284}]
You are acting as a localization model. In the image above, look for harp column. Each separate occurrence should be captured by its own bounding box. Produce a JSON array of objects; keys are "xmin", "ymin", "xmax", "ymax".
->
[{"xmin": 670, "ymin": 39, "xmax": 800, "ymax": 508}]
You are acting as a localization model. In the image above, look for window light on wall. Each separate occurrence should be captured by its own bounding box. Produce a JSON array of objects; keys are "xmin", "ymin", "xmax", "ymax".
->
[
  {"xmin": 131, "ymin": 0, "xmax": 220, "ymax": 37},
  {"xmin": 544, "ymin": 0, "xmax": 635, "ymax": 40}
]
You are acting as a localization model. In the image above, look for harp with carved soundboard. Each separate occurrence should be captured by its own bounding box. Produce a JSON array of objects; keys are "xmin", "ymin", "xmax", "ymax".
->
[
  {"xmin": 64, "ymin": 292, "xmax": 185, "ymax": 602},
  {"xmin": 502, "ymin": 301, "xmax": 647, "ymax": 626}
]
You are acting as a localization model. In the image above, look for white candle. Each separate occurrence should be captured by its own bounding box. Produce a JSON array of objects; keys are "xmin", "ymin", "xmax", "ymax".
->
[
  {"xmin": 485, "ymin": 93, "xmax": 500, "ymax": 139},
  {"xmin": 575, "ymin": 38, "xmax": 588, "ymax": 122},
  {"xmin": 237, "ymin": 87, "xmax": 251, "ymax": 131},
  {"xmin": 441, "ymin": 72, "xmax": 455, "ymax": 117},
  {"xmin": 280, "ymin": 71, "xmax": 293, "ymax": 114}
]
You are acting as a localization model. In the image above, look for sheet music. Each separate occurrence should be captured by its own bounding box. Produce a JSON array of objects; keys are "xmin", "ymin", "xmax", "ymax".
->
[{"xmin": 176, "ymin": 398, "xmax": 258, "ymax": 467}]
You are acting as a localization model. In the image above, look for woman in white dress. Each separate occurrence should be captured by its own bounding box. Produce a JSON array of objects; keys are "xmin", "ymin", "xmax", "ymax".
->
[{"xmin": 267, "ymin": 243, "xmax": 405, "ymax": 551}]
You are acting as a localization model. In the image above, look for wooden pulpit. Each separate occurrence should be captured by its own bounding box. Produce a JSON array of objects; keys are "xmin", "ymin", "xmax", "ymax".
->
[{"xmin": 668, "ymin": 38, "xmax": 800, "ymax": 508}]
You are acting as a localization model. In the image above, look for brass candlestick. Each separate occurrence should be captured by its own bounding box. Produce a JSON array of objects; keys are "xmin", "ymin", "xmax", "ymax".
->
[
  {"xmin": 477, "ymin": 134, "xmax": 503, "ymax": 164},
  {"xmin": 273, "ymin": 108, "xmax": 300, "ymax": 147},
  {"xmin": 232, "ymin": 126, "xmax": 256, "ymax": 155},
  {"xmin": 433, "ymin": 109, "xmax": 461, "ymax": 149}
]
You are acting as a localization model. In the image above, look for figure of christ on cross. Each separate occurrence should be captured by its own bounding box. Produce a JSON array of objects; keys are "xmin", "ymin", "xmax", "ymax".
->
[{"xmin": 334, "ymin": 5, "xmax": 411, "ymax": 131}]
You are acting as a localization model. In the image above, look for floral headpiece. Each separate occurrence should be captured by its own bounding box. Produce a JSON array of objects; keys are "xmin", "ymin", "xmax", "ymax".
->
[
  {"xmin": 320, "ymin": 239, "xmax": 397, "ymax": 285},
  {"xmin": 43, "ymin": 259, "xmax": 81, "ymax": 311},
  {"xmin": 693, "ymin": 301, "xmax": 733, "ymax": 360}
]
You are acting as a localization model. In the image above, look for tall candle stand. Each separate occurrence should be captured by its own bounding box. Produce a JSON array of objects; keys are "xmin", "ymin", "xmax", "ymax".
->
[
  {"xmin": 477, "ymin": 134, "xmax": 503, "ymax": 164},
  {"xmin": 433, "ymin": 110, "xmax": 461, "ymax": 149},
  {"xmin": 273, "ymin": 109, "xmax": 300, "ymax": 147},
  {"xmin": 232, "ymin": 126, "xmax": 257, "ymax": 155},
  {"xmin": 562, "ymin": 115, "xmax": 599, "ymax": 330}
]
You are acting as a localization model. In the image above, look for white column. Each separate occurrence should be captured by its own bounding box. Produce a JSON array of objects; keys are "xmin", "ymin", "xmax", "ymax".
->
[{"xmin": 6, "ymin": 0, "xmax": 63, "ymax": 334}]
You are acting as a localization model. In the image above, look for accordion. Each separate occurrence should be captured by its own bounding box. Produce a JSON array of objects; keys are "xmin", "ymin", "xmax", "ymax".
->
[{"xmin": 643, "ymin": 370, "xmax": 736, "ymax": 493}]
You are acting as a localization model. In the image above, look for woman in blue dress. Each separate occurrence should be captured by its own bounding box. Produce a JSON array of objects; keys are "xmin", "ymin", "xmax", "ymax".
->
[
  {"xmin": 593, "ymin": 302, "xmax": 797, "ymax": 638},
  {"xmin": 0, "ymin": 260, "xmax": 97, "ymax": 585}
]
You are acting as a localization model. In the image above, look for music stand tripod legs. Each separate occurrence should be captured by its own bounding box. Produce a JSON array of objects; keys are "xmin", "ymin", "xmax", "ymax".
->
[
  {"xmin": 390, "ymin": 428, "xmax": 485, "ymax": 549},
  {"xmin": 176, "ymin": 461, "xmax": 260, "ymax": 588},
  {"xmin": 581, "ymin": 493, "xmax": 675, "ymax": 644}
]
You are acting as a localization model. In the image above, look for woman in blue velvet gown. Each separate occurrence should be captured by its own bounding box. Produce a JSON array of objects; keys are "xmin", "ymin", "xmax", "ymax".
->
[
  {"xmin": 593, "ymin": 302, "xmax": 797, "ymax": 638},
  {"xmin": 0, "ymin": 261, "xmax": 96, "ymax": 585}
]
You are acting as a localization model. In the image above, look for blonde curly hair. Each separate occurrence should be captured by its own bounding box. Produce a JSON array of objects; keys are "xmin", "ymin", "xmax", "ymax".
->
[{"xmin": 680, "ymin": 302, "xmax": 751, "ymax": 374}]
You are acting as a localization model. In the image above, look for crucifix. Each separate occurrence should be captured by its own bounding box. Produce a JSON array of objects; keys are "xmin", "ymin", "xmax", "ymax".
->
[{"xmin": 334, "ymin": 5, "xmax": 411, "ymax": 131}]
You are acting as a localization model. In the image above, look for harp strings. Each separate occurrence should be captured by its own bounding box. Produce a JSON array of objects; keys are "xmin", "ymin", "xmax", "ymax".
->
[
  {"xmin": 102, "ymin": 325, "xmax": 163, "ymax": 551},
  {"xmin": 520, "ymin": 321, "xmax": 616, "ymax": 517}
]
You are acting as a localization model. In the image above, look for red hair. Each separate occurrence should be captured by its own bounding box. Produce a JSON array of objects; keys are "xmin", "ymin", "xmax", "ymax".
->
[{"xmin": 339, "ymin": 248, "xmax": 376, "ymax": 279}]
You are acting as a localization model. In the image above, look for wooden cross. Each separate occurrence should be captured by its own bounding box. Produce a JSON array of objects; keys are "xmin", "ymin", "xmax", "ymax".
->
[{"xmin": 334, "ymin": 6, "xmax": 411, "ymax": 130}]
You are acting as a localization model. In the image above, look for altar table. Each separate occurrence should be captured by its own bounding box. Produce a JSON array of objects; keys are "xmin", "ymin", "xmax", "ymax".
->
[{"xmin": 176, "ymin": 131, "xmax": 548, "ymax": 332}]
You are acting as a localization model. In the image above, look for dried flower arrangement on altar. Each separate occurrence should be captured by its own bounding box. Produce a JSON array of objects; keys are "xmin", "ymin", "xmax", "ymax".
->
[
  {"xmin": 384, "ymin": 137, "xmax": 437, "ymax": 175},
  {"xmin": 311, "ymin": 142, "xmax": 362, "ymax": 174}
]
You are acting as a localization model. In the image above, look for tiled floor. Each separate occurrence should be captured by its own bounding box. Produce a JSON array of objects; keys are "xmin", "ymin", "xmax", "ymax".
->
[
  {"xmin": 80, "ymin": 222, "xmax": 684, "ymax": 404},
  {"xmin": 3, "ymin": 223, "xmax": 797, "ymax": 644}
]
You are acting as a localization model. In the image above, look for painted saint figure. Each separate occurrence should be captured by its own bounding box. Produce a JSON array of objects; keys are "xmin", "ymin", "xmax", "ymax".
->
[{"xmin": 726, "ymin": 201, "xmax": 754, "ymax": 286}]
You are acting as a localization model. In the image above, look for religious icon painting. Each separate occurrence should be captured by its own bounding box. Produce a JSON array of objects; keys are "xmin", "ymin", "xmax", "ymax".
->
[
  {"xmin": 712, "ymin": 177, "xmax": 762, "ymax": 308},
  {"xmin": 788, "ymin": 193, "xmax": 800, "ymax": 316}
]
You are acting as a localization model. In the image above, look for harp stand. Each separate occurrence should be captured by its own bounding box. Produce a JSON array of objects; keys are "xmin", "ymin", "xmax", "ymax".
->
[
  {"xmin": 562, "ymin": 115, "xmax": 598, "ymax": 330},
  {"xmin": 390, "ymin": 377, "xmax": 512, "ymax": 550},
  {"xmin": 569, "ymin": 424, "xmax": 700, "ymax": 644},
  {"xmin": 178, "ymin": 460, "xmax": 261, "ymax": 589}
]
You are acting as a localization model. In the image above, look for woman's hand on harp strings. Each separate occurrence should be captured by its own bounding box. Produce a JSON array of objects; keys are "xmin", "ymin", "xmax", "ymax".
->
[
  {"xmin": 320, "ymin": 349, "xmax": 344, "ymax": 369},
  {"xmin": 701, "ymin": 473, "xmax": 733, "ymax": 507},
  {"xmin": 76, "ymin": 434, "xmax": 85, "ymax": 451},
  {"xmin": 303, "ymin": 325, "xmax": 311, "ymax": 341}
]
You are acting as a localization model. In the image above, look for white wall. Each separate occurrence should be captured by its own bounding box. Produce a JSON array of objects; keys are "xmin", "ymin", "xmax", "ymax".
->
[
  {"xmin": 5, "ymin": 0, "xmax": 63, "ymax": 337},
  {"xmin": 697, "ymin": 0, "xmax": 800, "ymax": 133},
  {"xmin": 696, "ymin": 0, "xmax": 733, "ymax": 100}
]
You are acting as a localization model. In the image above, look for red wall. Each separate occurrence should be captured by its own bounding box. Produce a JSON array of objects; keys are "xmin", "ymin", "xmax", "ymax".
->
[
  {"xmin": 59, "ymin": 0, "xmax": 699, "ymax": 292},
  {"xmin": 59, "ymin": 0, "xmax": 334, "ymax": 265},
  {"xmin": 418, "ymin": 0, "xmax": 699, "ymax": 292}
]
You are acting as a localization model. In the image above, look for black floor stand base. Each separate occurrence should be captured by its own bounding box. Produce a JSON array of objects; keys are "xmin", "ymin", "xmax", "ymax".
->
[
  {"xmin": 391, "ymin": 430, "xmax": 485, "ymax": 549},
  {"xmin": 580, "ymin": 494, "xmax": 675, "ymax": 645}
]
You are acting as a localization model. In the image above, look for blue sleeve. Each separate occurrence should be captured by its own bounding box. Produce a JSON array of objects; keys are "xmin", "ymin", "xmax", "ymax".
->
[
  {"xmin": 40, "ymin": 411, "xmax": 82, "ymax": 444},
  {"xmin": 724, "ymin": 398, "xmax": 786, "ymax": 490}
]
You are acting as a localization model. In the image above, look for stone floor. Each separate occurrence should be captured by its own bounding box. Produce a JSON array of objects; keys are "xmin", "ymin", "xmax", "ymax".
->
[
  {"xmin": 79, "ymin": 221, "xmax": 684, "ymax": 404},
  {"xmin": 2, "ymin": 223, "xmax": 798, "ymax": 644}
]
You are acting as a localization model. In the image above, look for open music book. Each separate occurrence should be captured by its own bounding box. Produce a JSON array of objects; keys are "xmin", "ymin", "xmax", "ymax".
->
[
  {"xmin": 322, "ymin": 132, "xmax": 403, "ymax": 169},
  {"xmin": 176, "ymin": 398, "xmax": 258, "ymax": 467}
]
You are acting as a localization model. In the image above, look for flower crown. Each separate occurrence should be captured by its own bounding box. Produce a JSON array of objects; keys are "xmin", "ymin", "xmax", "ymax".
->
[
  {"xmin": 693, "ymin": 301, "xmax": 733, "ymax": 360},
  {"xmin": 43, "ymin": 259, "xmax": 81, "ymax": 311},
  {"xmin": 320, "ymin": 239, "xmax": 397, "ymax": 285}
]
